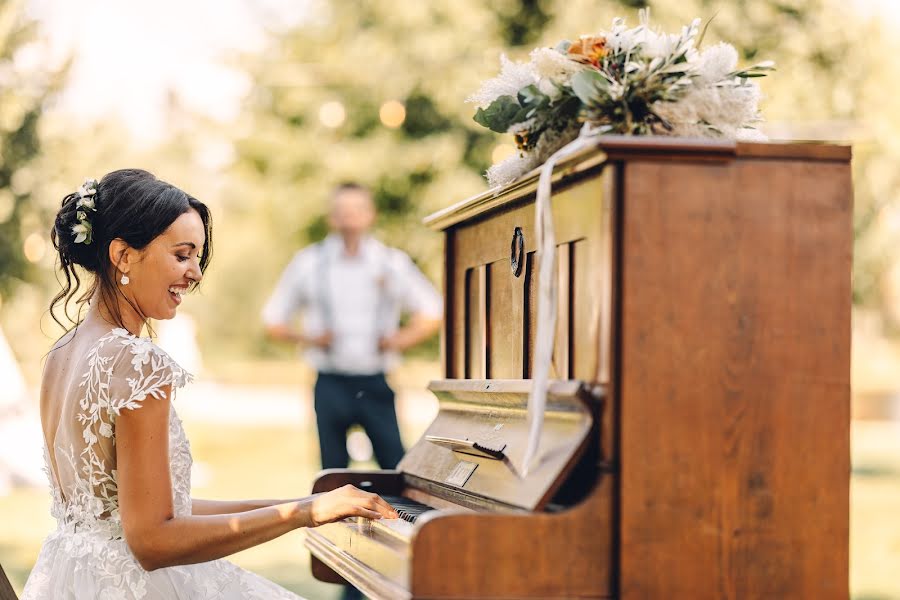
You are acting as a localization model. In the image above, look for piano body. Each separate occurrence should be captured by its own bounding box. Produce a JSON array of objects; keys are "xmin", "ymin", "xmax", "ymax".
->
[{"xmin": 306, "ymin": 137, "xmax": 852, "ymax": 599}]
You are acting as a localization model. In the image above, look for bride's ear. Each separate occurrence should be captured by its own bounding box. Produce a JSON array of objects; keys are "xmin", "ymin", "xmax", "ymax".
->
[{"xmin": 109, "ymin": 238, "xmax": 133, "ymax": 275}]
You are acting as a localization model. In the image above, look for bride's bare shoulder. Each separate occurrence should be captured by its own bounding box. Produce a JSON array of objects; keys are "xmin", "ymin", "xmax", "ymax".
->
[
  {"xmin": 49, "ymin": 329, "xmax": 78, "ymax": 353},
  {"xmin": 46, "ymin": 326, "xmax": 115, "ymax": 369}
]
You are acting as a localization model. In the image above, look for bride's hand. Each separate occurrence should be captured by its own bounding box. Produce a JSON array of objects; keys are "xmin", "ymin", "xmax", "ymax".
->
[{"xmin": 309, "ymin": 484, "xmax": 398, "ymax": 526}]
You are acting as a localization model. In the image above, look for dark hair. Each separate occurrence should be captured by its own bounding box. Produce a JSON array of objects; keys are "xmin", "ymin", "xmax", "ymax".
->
[
  {"xmin": 50, "ymin": 168, "xmax": 213, "ymax": 331},
  {"xmin": 332, "ymin": 181, "xmax": 370, "ymax": 196}
]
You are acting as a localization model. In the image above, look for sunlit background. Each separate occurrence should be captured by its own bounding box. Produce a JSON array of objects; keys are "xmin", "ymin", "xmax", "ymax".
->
[{"xmin": 1, "ymin": 0, "xmax": 899, "ymax": 597}]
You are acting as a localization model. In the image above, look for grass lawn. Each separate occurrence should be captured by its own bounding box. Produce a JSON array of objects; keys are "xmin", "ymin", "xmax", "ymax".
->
[{"xmin": 2, "ymin": 418, "xmax": 899, "ymax": 599}]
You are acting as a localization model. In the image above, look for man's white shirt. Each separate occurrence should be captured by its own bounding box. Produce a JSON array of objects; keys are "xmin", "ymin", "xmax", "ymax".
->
[{"xmin": 262, "ymin": 234, "xmax": 442, "ymax": 375}]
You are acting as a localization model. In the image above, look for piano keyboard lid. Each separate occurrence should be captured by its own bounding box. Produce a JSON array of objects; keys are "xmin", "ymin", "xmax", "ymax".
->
[{"xmin": 398, "ymin": 379, "xmax": 602, "ymax": 512}]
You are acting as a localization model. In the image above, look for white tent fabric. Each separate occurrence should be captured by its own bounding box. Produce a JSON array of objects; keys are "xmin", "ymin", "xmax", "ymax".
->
[{"xmin": 0, "ymin": 325, "xmax": 45, "ymax": 494}]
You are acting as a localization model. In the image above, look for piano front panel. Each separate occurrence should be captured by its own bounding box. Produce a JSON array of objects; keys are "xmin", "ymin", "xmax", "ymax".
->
[
  {"xmin": 448, "ymin": 168, "xmax": 614, "ymax": 385},
  {"xmin": 447, "ymin": 166, "xmax": 616, "ymax": 463}
]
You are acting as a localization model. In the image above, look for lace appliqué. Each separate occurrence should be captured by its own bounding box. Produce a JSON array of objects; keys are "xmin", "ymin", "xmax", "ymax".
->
[
  {"xmin": 66, "ymin": 329, "xmax": 191, "ymax": 534},
  {"xmin": 24, "ymin": 329, "xmax": 303, "ymax": 600}
]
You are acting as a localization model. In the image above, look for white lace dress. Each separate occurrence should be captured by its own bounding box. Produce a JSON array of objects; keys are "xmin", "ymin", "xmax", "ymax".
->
[{"xmin": 21, "ymin": 328, "xmax": 304, "ymax": 599}]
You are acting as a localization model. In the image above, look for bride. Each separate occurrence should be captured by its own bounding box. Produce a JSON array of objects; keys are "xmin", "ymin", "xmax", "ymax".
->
[{"xmin": 22, "ymin": 169, "xmax": 397, "ymax": 599}]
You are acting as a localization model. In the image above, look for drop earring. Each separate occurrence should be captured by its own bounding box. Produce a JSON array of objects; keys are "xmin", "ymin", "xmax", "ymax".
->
[{"xmin": 120, "ymin": 273, "xmax": 130, "ymax": 285}]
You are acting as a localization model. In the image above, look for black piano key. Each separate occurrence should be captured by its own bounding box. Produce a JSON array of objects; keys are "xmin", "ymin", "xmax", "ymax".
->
[{"xmin": 382, "ymin": 495, "xmax": 435, "ymax": 523}]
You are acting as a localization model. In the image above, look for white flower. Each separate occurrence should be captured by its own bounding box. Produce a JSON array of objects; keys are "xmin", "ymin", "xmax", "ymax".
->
[
  {"xmin": 530, "ymin": 47, "xmax": 584, "ymax": 86},
  {"xmin": 76, "ymin": 196, "xmax": 95, "ymax": 210},
  {"xmin": 643, "ymin": 31, "xmax": 689, "ymax": 60},
  {"xmin": 72, "ymin": 222, "xmax": 89, "ymax": 244},
  {"xmin": 486, "ymin": 153, "xmax": 539, "ymax": 188},
  {"xmin": 467, "ymin": 54, "xmax": 536, "ymax": 108},
  {"xmin": 736, "ymin": 127, "xmax": 768, "ymax": 142},
  {"xmin": 696, "ymin": 43, "xmax": 738, "ymax": 84},
  {"xmin": 99, "ymin": 422, "xmax": 113, "ymax": 438}
]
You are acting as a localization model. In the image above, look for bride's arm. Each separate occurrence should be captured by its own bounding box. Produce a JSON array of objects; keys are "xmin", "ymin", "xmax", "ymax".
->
[
  {"xmin": 191, "ymin": 498, "xmax": 298, "ymax": 515},
  {"xmin": 117, "ymin": 386, "xmax": 397, "ymax": 571}
]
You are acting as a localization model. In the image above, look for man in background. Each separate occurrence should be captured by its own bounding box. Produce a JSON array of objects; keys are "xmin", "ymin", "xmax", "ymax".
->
[{"xmin": 262, "ymin": 182, "xmax": 442, "ymax": 474}]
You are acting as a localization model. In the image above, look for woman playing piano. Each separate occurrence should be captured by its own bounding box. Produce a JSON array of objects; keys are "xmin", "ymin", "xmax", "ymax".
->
[{"xmin": 21, "ymin": 169, "xmax": 397, "ymax": 599}]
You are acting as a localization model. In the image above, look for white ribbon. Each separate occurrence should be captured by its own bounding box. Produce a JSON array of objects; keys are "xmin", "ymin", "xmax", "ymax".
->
[{"xmin": 522, "ymin": 125, "xmax": 602, "ymax": 476}]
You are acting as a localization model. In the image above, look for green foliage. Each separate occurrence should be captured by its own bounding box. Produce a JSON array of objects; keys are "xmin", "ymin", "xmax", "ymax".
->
[
  {"xmin": 4, "ymin": 0, "xmax": 899, "ymax": 358},
  {"xmin": 204, "ymin": 0, "xmax": 559, "ymax": 356},
  {"xmin": 491, "ymin": 0, "xmax": 554, "ymax": 46},
  {"xmin": 0, "ymin": 0, "xmax": 66, "ymax": 298},
  {"xmin": 473, "ymin": 95, "xmax": 523, "ymax": 134}
]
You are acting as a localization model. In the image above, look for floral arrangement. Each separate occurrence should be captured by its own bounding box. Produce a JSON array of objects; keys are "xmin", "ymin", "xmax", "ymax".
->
[
  {"xmin": 72, "ymin": 178, "xmax": 99, "ymax": 245},
  {"xmin": 469, "ymin": 11, "xmax": 774, "ymax": 187}
]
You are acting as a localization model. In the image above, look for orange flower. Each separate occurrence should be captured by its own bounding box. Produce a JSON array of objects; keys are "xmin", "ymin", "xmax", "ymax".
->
[{"xmin": 567, "ymin": 35, "xmax": 608, "ymax": 69}]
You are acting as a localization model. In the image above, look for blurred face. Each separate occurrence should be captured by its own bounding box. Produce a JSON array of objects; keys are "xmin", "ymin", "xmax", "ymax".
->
[
  {"xmin": 328, "ymin": 188, "xmax": 375, "ymax": 238},
  {"xmin": 118, "ymin": 209, "xmax": 206, "ymax": 321}
]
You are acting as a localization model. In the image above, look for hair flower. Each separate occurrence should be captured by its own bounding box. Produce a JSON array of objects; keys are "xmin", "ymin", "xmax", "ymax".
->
[{"xmin": 72, "ymin": 178, "xmax": 99, "ymax": 245}]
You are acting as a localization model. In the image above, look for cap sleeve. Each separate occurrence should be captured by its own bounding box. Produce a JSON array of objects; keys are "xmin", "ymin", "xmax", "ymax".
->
[{"xmin": 104, "ymin": 329, "xmax": 192, "ymax": 419}]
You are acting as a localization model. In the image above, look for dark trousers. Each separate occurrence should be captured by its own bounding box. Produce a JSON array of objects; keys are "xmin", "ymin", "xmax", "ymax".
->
[
  {"xmin": 313, "ymin": 371, "xmax": 405, "ymax": 470},
  {"xmin": 314, "ymin": 372, "xmax": 403, "ymax": 600}
]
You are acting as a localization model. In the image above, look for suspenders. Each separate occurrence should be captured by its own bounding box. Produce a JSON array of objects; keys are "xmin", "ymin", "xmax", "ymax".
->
[{"xmin": 316, "ymin": 240, "xmax": 391, "ymax": 368}]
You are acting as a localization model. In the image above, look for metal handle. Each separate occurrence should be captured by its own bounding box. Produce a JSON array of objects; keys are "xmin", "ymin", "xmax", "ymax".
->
[{"xmin": 510, "ymin": 226, "xmax": 524, "ymax": 277}]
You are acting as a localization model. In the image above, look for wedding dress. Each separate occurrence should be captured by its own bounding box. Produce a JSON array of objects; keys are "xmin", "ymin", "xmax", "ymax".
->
[{"xmin": 21, "ymin": 328, "xmax": 304, "ymax": 599}]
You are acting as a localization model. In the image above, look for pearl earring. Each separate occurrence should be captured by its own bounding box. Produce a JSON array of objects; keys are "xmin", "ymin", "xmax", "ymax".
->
[{"xmin": 120, "ymin": 274, "xmax": 130, "ymax": 285}]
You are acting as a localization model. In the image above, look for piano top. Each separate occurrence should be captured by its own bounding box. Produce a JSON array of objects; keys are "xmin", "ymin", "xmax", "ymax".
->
[{"xmin": 423, "ymin": 135, "xmax": 851, "ymax": 231}]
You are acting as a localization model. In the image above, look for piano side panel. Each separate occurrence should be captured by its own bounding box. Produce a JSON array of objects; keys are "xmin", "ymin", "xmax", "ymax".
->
[{"xmin": 618, "ymin": 157, "xmax": 851, "ymax": 598}]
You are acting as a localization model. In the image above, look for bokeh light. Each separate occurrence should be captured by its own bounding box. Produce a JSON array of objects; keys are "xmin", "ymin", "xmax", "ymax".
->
[
  {"xmin": 491, "ymin": 144, "xmax": 516, "ymax": 164},
  {"xmin": 318, "ymin": 101, "xmax": 346, "ymax": 128},
  {"xmin": 379, "ymin": 100, "xmax": 406, "ymax": 128},
  {"xmin": 23, "ymin": 233, "xmax": 46, "ymax": 264}
]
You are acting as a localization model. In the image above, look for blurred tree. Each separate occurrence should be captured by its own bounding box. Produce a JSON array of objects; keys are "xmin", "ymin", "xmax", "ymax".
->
[
  {"xmin": 212, "ymin": 0, "xmax": 561, "ymax": 358},
  {"xmin": 601, "ymin": 0, "xmax": 899, "ymax": 331},
  {"xmin": 0, "ymin": 0, "xmax": 67, "ymax": 299},
  {"xmin": 210, "ymin": 0, "xmax": 898, "ymax": 359}
]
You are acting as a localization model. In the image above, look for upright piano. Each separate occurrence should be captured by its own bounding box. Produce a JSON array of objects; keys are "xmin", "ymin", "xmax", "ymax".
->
[{"xmin": 306, "ymin": 137, "xmax": 852, "ymax": 599}]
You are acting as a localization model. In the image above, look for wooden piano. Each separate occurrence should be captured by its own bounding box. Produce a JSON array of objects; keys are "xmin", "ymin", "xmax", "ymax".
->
[{"xmin": 306, "ymin": 137, "xmax": 852, "ymax": 599}]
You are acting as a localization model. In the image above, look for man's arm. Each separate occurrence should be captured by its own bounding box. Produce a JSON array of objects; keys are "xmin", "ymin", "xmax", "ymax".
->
[
  {"xmin": 379, "ymin": 313, "xmax": 441, "ymax": 352},
  {"xmin": 264, "ymin": 323, "xmax": 332, "ymax": 349},
  {"xmin": 262, "ymin": 249, "xmax": 332, "ymax": 349},
  {"xmin": 380, "ymin": 252, "xmax": 443, "ymax": 352}
]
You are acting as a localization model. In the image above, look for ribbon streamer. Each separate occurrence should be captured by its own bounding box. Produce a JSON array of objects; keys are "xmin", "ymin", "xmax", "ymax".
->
[{"xmin": 522, "ymin": 125, "xmax": 601, "ymax": 476}]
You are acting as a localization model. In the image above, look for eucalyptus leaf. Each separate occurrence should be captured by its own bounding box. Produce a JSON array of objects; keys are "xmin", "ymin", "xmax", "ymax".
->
[
  {"xmin": 570, "ymin": 70, "xmax": 608, "ymax": 105},
  {"xmin": 473, "ymin": 95, "xmax": 524, "ymax": 133},
  {"xmin": 517, "ymin": 84, "xmax": 550, "ymax": 110}
]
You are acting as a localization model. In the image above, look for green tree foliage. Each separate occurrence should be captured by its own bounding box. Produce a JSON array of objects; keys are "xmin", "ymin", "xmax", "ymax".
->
[
  {"xmin": 215, "ymin": 0, "xmax": 899, "ymax": 357},
  {"xmin": 207, "ymin": 1, "xmax": 562, "ymax": 357},
  {"xmin": 0, "ymin": 0, "xmax": 66, "ymax": 299}
]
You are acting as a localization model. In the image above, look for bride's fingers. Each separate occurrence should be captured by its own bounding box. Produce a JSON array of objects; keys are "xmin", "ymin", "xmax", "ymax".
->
[
  {"xmin": 348, "ymin": 506, "xmax": 384, "ymax": 520},
  {"xmin": 356, "ymin": 492, "xmax": 398, "ymax": 518},
  {"xmin": 371, "ymin": 496, "xmax": 398, "ymax": 518}
]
